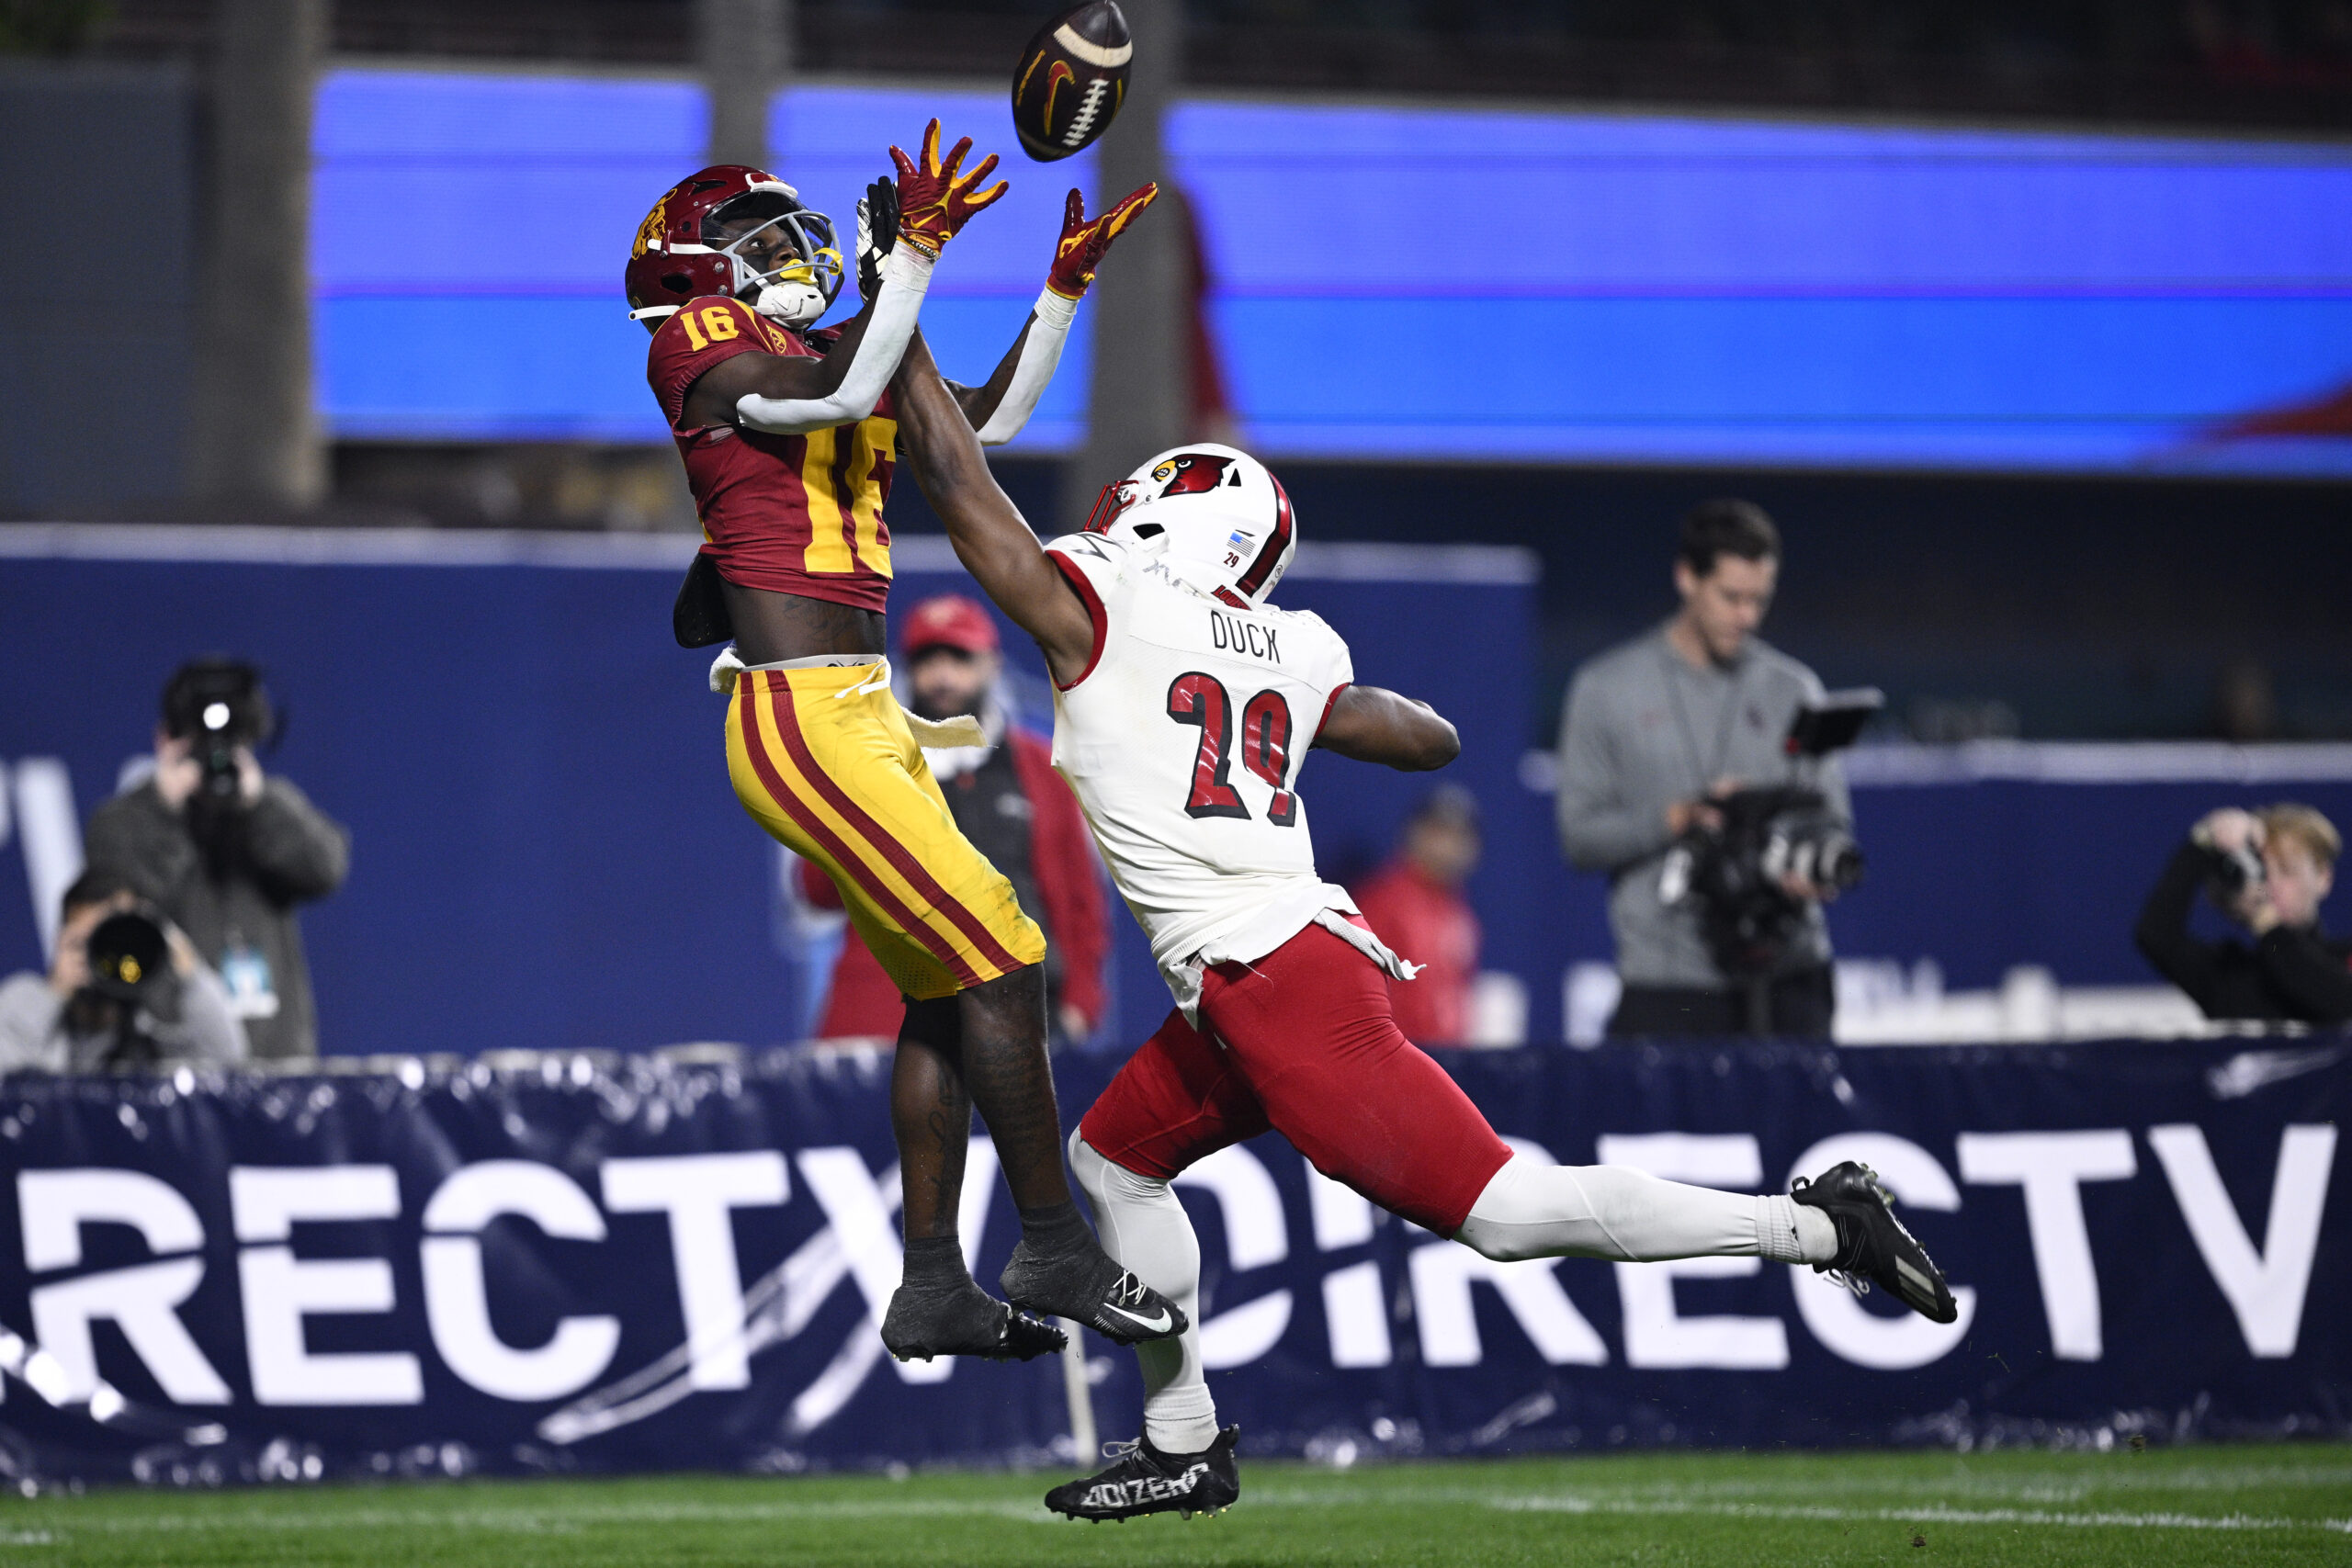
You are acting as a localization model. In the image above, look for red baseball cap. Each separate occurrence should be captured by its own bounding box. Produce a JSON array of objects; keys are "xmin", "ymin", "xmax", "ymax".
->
[{"xmin": 899, "ymin": 594, "xmax": 1000, "ymax": 657}]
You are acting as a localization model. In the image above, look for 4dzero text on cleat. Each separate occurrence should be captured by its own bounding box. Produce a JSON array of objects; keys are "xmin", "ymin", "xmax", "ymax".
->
[{"xmin": 1045, "ymin": 1426, "xmax": 1241, "ymax": 1523}]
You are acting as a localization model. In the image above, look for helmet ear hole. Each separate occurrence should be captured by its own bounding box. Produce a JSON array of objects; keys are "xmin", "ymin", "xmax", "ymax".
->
[
  {"xmin": 662, "ymin": 272, "xmax": 693, "ymax": 293},
  {"xmin": 1131, "ymin": 523, "xmax": 1164, "ymax": 539}
]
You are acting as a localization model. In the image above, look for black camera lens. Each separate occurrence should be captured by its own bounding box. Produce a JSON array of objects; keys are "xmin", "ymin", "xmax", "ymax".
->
[
  {"xmin": 1810, "ymin": 833, "xmax": 1866, "ymax": 893},
  {"xmin": 85, "ymin": 911, "xmax": 173, "ymax": 1006},
  {"xmin": 199, "ymin": 739, "xmax": 243, "ymax": 800},
  {"xmin": 2209, "ymin": 843, "xmax": 2265, "ymax": 897}
]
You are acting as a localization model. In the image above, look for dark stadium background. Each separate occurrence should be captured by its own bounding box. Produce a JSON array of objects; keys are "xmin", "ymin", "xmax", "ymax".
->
[
  {"xmin": 6, "ymin": 0, "xmax": 2350, "ymax": 745},
  {"xmin": 1, "ymin": 0, "xmax": 2349, "ymax": 1513}
]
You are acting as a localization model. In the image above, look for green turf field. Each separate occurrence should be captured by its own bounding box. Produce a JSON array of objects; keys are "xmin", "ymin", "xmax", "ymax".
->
[{"xmin": 5, "ymin": 1444, "xmax": 2346, "ymax": 1566}]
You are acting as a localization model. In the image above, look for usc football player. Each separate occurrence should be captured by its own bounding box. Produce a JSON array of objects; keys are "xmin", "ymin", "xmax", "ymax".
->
[{"xmin": 626, "ymin": 122, "xmax": 1175, "ymax": 1361}]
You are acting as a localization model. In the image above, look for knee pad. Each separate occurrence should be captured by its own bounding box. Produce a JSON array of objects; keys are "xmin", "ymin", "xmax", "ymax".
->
[{"xmin": 1454, "ymin": 1154, "xmax": 1532, "ymax": 1260}]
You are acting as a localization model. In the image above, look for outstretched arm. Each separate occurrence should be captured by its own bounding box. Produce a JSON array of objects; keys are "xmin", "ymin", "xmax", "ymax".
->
[
  {"xmin": 960, "ymin": 185, "xmax": 1156, "ymax": 445},
  {"xmin": 891, "ymin": 331, "xmax": 1095, "ymax": 682},
  {"xmin": 944, "ymin": 332, "xmax": 1035, "ymax": 437},
  {"xmin": 852, "ymin": 175, "xmax": 1023, "ymax": 435},
  {"xmin": 684, "ymin": 120, "xmax": 1006, "ymax": 435},
  {"xmin": 1316, "ymin": 685, "xmax": 1460, "ymax": 772}
]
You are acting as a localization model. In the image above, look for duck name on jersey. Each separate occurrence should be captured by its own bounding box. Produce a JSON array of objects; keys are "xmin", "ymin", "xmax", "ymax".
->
[{"xmin": 1208, "ymin": 609, "xmax": 1281, "ymax": 663}]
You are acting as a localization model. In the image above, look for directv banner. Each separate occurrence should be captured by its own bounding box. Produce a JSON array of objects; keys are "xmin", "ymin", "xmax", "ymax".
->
[{"xmin": 0, "ymin": 1040, "xmax": 2342, "ymax": 1484}]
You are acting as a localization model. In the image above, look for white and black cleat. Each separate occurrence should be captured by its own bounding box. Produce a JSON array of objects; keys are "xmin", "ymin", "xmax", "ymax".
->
[
  {"xmin": 1792, "ymin": 1159, "xmax": 1959, "ymax": 1324},
  {"xmin": 1001, "ymin": 1242, "xmax": 1188, "ymax": 1347},
  {"xmin": 1046, "ymin": 1426, "xmax": 1240, "ymax": 1523}
]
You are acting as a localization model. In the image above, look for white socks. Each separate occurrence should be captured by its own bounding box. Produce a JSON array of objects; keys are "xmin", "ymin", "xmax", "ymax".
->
[
  {"xmin": 1757, "ymin": 1192, "xmax": 1838, "ymax": 1264},
  {"xmin": 1069, "ymin": 1140, "xmax": 1841, "ymax": 1455},
  {"xmin": 1069, "ymin": 1134, "xmax": 1222, "ymax": 1456},
  {"xmin": 1454, "ymin": 1156, "xmax": 1838, "ymax": 1266}
]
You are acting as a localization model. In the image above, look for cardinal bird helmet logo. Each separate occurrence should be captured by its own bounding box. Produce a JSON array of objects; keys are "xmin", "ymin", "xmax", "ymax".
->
[{"xmin": 1149, "ymin": 454, "xmax": 1235, "ymax": 498}]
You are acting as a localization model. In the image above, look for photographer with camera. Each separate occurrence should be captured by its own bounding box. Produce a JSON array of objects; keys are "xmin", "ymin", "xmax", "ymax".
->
[
  {"xmin": 0, "ymin": 870, "xmax": 248, "ymax": 1072},
  {"xmin": 1556, "ymin": 501, "xmax": 1854, "ymax": 1039},
  {"xmin": 2134, "ymin": 804, "xmax": 2352, "ymax": 1025},
  {"xmin": 83, "ymin": 660, "xmax": 349, "ymax": 1061}
]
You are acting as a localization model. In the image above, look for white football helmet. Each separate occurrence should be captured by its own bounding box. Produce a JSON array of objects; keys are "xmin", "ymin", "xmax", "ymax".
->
[{"xmin": 1080, "ymin": 443, "xmax": 1297, "ymax": 608}]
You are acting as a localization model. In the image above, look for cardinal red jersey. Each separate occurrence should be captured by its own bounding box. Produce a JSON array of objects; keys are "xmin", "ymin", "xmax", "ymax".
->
[{"xmin": 648, "ymin": 296, "xmax": 896, "ymax": 613}]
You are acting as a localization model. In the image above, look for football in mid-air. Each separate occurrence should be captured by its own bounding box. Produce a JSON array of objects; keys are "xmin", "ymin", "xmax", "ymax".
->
[{"xmin": 1011, "ymin": 1, "xmax": 1133, "ymax": 162}]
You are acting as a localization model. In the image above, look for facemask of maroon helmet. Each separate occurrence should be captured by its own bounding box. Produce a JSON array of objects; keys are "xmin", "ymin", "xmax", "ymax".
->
[
  {"xmin": 1083, "ymin": 443, "xmax": 1298, "ymax": 610},
  {"xmin": 625, "ymin": 167, "xmax": 845, "ymax": 330}
]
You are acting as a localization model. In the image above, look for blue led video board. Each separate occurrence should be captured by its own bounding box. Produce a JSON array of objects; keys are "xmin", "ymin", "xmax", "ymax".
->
[{"xmin": 313, "ymin": 71, "xmax": 2352, "ymax": 473}]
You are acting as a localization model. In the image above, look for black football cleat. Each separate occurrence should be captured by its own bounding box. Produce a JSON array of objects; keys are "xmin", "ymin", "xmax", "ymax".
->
[
  {"xmin": 1792, "ymin": 1160, "xmax": 1959, "ymax": 1324},
  {"xmin": 880, "ymin": 1277, "xmax": 1066, "ymax": 1362},
  {"xmin": 1001, "ymin": 1241, "xmax": 1188, "ymax": 1347},
  {"xmin": 1046, "ymin": 1427, "xmax": 1241, "ymax": 1522}
]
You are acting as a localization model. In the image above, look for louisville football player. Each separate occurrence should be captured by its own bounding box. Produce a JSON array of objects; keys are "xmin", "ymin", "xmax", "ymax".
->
[
  {"xmin": 884, "ymin": 333, "xmax": 1960, "ymax": 1521},
  {"xmin": 627, "ymin": 122, "xmax": 1177, "ymax": 1361}
]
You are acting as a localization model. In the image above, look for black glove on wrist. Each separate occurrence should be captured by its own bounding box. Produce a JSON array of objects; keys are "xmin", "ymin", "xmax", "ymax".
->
[{"xmin": 855, "ymin": 175, "xmax": 900, "ymax": 302}]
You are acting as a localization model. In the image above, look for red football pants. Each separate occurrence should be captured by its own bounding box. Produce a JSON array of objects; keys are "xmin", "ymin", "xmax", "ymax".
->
[{"xmin": 1078, "ymin": 920, "xmax": 1514, "ymax": 1236}]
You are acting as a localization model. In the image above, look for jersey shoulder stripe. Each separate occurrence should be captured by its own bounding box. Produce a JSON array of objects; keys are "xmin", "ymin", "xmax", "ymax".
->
[{"xmin": 1046, "ymin": 550, "xmax": 1112, "ymax": 691}]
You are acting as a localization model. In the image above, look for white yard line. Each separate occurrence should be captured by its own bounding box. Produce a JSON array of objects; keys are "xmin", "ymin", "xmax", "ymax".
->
[
  {"xmin": 26, "ymin": 1499, "xmax": 1048, "ymax": 1533},
  {"xmin": 1494, "ymin": 1496, "xmax": 2352, "ymax": 1532},
  {"xmin": 21, "ymin": 1474, "xmax": 2352, "ymax": 1540}
]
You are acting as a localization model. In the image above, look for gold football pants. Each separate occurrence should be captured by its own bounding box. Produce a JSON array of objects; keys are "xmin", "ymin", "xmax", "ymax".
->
[{"xmin": 728, "ymin": 663, "xmax": 1045, "ymax": 1001}]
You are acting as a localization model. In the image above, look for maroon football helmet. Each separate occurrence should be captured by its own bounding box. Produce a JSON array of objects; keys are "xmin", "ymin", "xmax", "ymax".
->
[{"xmin": 625, "ymin": 165, "xmax": 843, "ymax": 329}]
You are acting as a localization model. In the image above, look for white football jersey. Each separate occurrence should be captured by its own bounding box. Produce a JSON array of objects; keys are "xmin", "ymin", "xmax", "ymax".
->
[{"xmin": 1046, "ymin": 532, "xmax": 1363, "ymax": 1006}]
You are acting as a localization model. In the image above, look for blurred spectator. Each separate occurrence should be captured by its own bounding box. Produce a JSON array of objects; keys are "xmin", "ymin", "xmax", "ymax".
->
[
  {"xmin": 1355, "ymin": 787, "xmax": 1483, "ymax": 1046},
  {"xmin": 1555, "ymin": 500, "xmax": 1847, "ymax": 1039},
  {"xmin": 0, "ymin": 870, "xmax": 247, "ymax": 1072},
  {"xmin": 799, "ymin": 597, "xmax": 1109, "ymax": 1046},
  {"xmin": 2135, "ymin": 804, "xmax": 2352, "ymax": 1024},
  {"xmin": 84, "ymin": 660, "xmax": 349, "ymax": 1061}
]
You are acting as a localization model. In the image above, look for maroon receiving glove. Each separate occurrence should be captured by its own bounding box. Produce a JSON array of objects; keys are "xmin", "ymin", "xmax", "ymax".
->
[
  {"xmin": 890, "ymin": 118, "xmax": 1010, "ymax": 258},
  {"xmin": 1046, "ymin": 183, "xmax": 1159, "ymax": 299}
]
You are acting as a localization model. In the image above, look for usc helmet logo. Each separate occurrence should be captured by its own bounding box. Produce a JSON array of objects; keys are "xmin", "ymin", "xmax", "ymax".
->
[{"xmin": 633, "ymin": 195, "xmax": 671, "ymax": 260}]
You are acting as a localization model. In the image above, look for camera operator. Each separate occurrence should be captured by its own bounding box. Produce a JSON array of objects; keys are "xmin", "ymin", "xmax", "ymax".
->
[
  {"xmin": 84, "ymin": 660, "xmax": 349, "ymax": 1061},
  {"xmin": 0, "ymin": 870, "xmax": 247, "ymax": 1072},
  {"xmin": 1556, "ymin": 500, "xmax": 1850, "ymax": 1039},
  {"xmin": 2135, "ymin": 805, "xmax": 2352, "ymax": 1025}
]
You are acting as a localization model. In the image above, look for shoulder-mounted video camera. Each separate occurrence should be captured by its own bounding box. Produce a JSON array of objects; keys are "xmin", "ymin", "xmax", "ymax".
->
[{"xmin": 1661, "ymin": 690, "xmax": 1881, "ymax": 981}]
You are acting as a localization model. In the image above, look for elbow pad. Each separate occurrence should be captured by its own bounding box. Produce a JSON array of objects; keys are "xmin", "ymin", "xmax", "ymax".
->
[
  {"xmin": 975, "ymin": 286, "xmax": 1080, "ymax": 446},
  {"xmin": 735, "ymin": 243, "xmax": 936, "ymax": 435}
]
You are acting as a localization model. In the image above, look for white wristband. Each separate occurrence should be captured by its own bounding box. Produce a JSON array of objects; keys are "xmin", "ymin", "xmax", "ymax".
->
[
  {"xmin": 1033, "ymin": 285, "xmax": 1080, "ymax": 332},
  {"xmin": 884, "ymin": 241, "xmax": 936, "ymax": 291}
]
